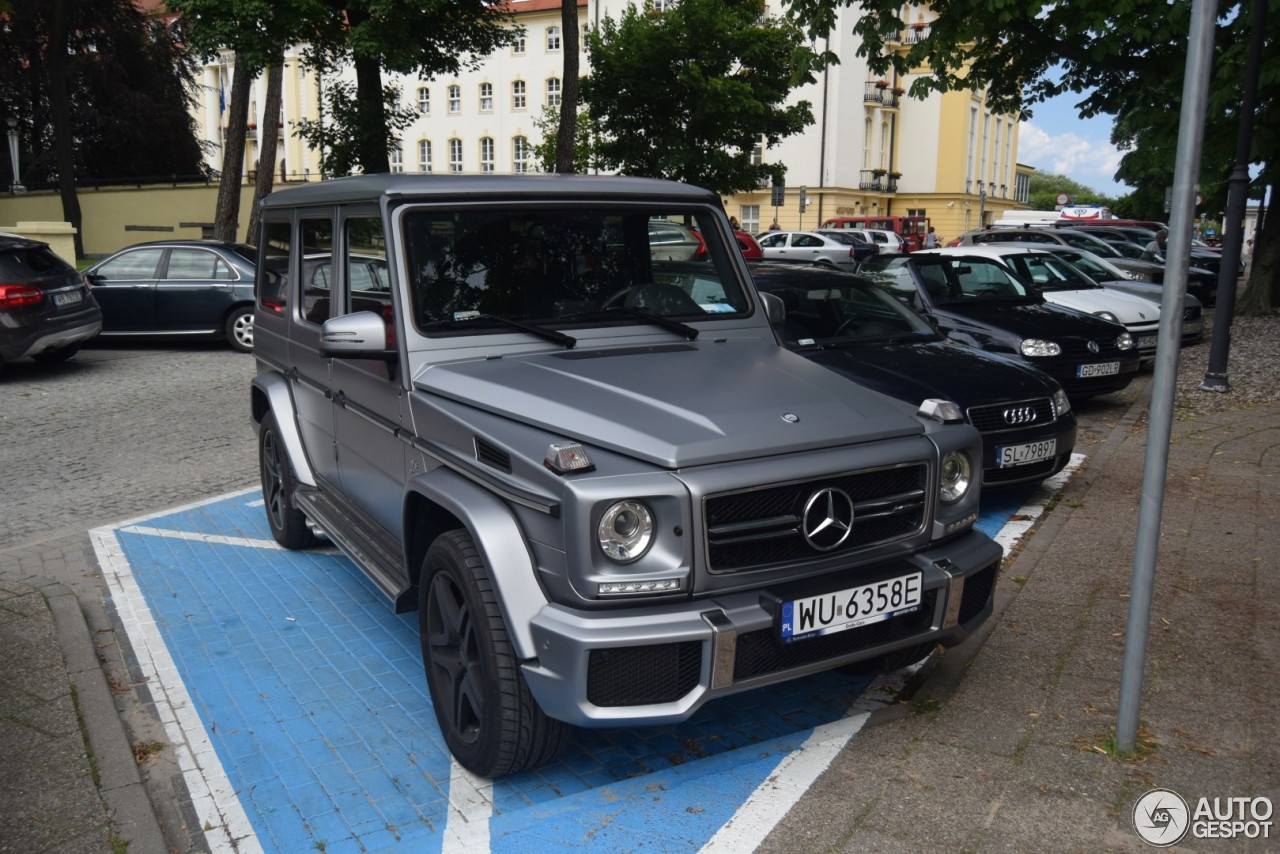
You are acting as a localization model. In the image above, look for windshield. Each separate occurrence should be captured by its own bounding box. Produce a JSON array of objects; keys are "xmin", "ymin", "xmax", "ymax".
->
[
  {"xmin": 918, "ymin": 257, "xmax": 1039, "ymax": 304},
  {"xmin": 760, "ymin": 274, "xmax": 936, "ymax": 348},
  {"xmin": 1055, "ymin": 231, "xmax": 1122, "ymax": 258},
  {"xmin": 401, "ymin": 205, "xmax": 749, "ymax": 336},
  {"xmin": 1053, "ymin": 249, "xmax": 1125, "ymax": 282},
  {"xmin": 1001, "ymin": 253, "xmax": 1100, "ymax": 291}
]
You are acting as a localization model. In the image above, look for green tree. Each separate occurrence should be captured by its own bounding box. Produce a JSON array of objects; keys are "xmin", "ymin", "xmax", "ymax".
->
[
  {"xmin": 1026, "ymin": 173, "xmax": 1119, "ymax": 212},
  {"xmin": 786, "ymin": 0, "xmax": 1278, "ymax": 310},
  {"xmin": 1, "ymin": 0, "xmax": 205, "ymax": 257},
  {"xmin": 579, "ymin": 0, "xmax": 823, "ymax": 195}
]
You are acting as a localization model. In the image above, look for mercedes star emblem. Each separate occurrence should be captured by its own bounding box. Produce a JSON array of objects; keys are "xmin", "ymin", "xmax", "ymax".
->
[{"xmin": 801, "ymin": 487, "xmax": 855, "ymax": 551}]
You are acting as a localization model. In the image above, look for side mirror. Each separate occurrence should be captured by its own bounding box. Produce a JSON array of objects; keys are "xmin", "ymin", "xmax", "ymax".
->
[
  {"xmin": 320, "ymin": 311, "xmax": 396, "ymax": 361},
  {"xmin": 759, "ymin": 290, "xmax": 786, "ymax": 325}
]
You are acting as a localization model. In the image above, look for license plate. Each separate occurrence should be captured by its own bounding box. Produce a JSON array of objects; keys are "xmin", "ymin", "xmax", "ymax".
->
[
  {"xmin": 1137, "ymin": 335, "xmax": 1157, "ymax": 349},
  {"xmin": 1077, "ymin": 361, "xmax": 1119, "ymax": 378},
  {"xmin": 1183, "ymin": 321, "xmax": 1203, "ymax": 335},
  {"xmin": 52, "ymin": 291, "xmax": 83, "ymax": 307},
  {"xmin": 997, "ymin": 438, "xmax": 1056, "ymax": 468},
  {"xmin": 779, "ymin": 572, "xmax": 923, "ymax": 642}
]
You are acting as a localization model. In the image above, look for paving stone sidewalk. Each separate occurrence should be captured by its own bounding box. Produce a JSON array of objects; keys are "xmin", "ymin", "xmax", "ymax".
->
[{"xmin": 759, "ymin": 393, "xmax": 1280, "ymax": 851}]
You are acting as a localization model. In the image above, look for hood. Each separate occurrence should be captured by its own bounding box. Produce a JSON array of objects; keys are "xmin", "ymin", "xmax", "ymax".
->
[
  {"xmin": 416, "ymin": 339, "xmax": 925, "ymax": 468},
  {"xmin": 941, "ymin": 301, "xmax": 1127, "ymax": 340},
  {"xmin": 1039, "ymin": 288, "xmax": 1159, "ymax": 324},
  {"xmin": 802, "ymin": 340, "xmax": 1059, "ymax": 410}
]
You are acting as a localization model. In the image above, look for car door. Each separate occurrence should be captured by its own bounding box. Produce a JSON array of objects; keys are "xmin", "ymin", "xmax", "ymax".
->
[
  {"xmin": 88, "ymin": 247, "xmax": 164, "ymax": 331},
  {"xmin": 288, "ymin": 216, "xmax": 343, "ymax": 488},
  {"xmin": 329, "ymin": 211, "xmax": 406, "ymax": 539},
  {"xmin": 155, "ymin": 247, "xmax": 237, "ymax": 332},
  {"xmin": 789, "ymin": 232, "xmax": 827, "ymax": 262}
]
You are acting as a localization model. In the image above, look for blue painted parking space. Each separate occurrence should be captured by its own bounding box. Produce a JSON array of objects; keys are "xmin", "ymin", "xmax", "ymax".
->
[{"xmin": 94, "ymin": 463, "xmax": 1074, "ymax": 853}]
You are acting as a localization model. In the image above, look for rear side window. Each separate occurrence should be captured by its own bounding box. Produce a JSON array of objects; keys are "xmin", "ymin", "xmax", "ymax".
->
[
  {"xmin": 166, "ymin": 249, "xmax": 234, "ymax": 280},
  {"xmin": 95, "ymin": 248, "xmax": 164, "ymax": 280},
  {"xmin": 258, "ymin": 221, "xmax": 292, "ymax": 313},
  {"xmin": 0, "ymin": 244, "xmax": 75, "ymax": 279}
]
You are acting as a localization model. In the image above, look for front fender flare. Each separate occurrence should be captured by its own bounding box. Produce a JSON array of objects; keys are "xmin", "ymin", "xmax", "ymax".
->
[{"xmin": 407, "ymin": 468, "xmax": 549, "ymax": 661}]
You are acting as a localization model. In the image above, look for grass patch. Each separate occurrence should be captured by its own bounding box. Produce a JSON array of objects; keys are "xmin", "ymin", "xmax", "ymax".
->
[{"xmin": 1079, "ymin": 724, "xmax": 1159, "ymax": 762}]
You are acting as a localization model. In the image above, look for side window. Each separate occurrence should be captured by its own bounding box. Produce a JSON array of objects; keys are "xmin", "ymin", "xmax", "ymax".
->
[
  {"xmin": 792, "ymin": 234, "xmax": 822, "ymax": 247},
  {"xmin": 346, "ymin": 217, "xmax": 390, "ymax": 319},
  {"xmin": 95, "ymin": 248, "xmax": 164, "ymax": 280},
  {"xmin": 759, "ymin": 233, "xmax": 785, "ymax": 248},
  {"xmin": 258, "ymin": 220, "xmax": 291, "ymax": 313},
  {"xmin": 300, "ymin": 218, "xmax": 335, "ymax": 325},
  {"xmin": 165, "ymin": 249, "xmax": 230, "ymax": 280}
]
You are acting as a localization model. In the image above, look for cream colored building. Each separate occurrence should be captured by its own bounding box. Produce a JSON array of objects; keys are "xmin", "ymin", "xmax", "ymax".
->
[{"xmin": 187, "ymin": 1, "xmax": 1028, "ymax": 242}]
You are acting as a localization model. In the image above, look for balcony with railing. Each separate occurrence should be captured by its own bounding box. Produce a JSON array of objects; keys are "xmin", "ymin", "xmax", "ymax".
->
[
  {"xmin": 860, "ymin": 170, "xmax": 886, "ymax": 191},
  {"xmin": 904, "ymin": 23, "xmax": 931, "ymax": 44},
  {"xmin": 863, "ymin": 82, "xmax": 903, "ymax": 108}
]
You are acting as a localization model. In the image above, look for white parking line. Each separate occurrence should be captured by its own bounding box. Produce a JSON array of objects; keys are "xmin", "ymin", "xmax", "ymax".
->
[
  {"xmin": 118, "ymin": 525, "xmax": 283, "ymax": 551},
  {"xmin": 442, "ymin": 760, "xmax": 494, "ymax": 853}
]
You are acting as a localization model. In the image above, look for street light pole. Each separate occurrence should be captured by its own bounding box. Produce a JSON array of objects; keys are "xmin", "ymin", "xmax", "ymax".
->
[
  {"xmin": 6, "ymin": 117, "xmax": 24, "ymax": 194},
  {"xmin": 1200, "ymin": 0, "xmax": 1267, "ymax": 393}
]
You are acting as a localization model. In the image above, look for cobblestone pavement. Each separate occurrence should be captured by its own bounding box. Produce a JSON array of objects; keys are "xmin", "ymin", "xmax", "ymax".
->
[{"xmin": 0, "ymin": 343, "xmax": 259, "ymax": 552}]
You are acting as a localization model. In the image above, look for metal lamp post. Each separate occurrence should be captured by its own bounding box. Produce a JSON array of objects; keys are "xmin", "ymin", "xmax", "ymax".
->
[{"xmin": 6, "ymin": 117, "xmax": 24, "ymax": 194}]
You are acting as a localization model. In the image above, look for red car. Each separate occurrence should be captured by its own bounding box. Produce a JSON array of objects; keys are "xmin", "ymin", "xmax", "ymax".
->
[{"xmin": 734, "ymin": 230, "xmax": 763, "ymax": 258}]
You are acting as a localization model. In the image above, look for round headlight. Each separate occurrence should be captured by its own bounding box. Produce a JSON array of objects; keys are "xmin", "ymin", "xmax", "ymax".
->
[
  {"xmin": 1093, "ymin": 310, "xmax": 1119, "ymax": 323},
  {"xmin": 597, "ymin": 500, "xmax": 654, "ymax": 563},
  {"xmin": 1020, "ymin": 338, "xmax": 1062, "ymax": 357},
  {"xmin": 939, "ymin": 450, "xmax": 973, "ymax": 504},
  {"xmin": 1116, "ymin": 331, "xmax": 1135, "ymax": 350}
]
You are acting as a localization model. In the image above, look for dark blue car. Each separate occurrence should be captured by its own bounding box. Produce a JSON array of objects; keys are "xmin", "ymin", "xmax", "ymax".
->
[
  {"xmin": 753, "ymin": 262, "xmax": 1078, "ymax": 488},
  {"xmin": 85, "ymin": 240, "xmax": 258, "ymax": 352}
]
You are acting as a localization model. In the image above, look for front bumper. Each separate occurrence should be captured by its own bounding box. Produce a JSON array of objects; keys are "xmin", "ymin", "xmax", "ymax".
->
[{"xmin": 522, "ymin": 529, "xmax": 1001, "ymax": 726}]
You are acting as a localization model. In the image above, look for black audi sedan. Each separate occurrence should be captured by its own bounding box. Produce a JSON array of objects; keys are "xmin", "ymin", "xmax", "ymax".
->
[
  {"xmin": 859, "ymin": 253, "xmax": 1140, "ymax": 400},
  {"xmin": 752, "ymin": 263, "xmax": 1078, "ymax": 488},
  {"xmin": 85, "ymin": 240, "xmax": 258, "ymax": 352}
]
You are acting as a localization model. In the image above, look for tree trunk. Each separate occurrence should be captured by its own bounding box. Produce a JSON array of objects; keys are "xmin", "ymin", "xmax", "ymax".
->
[
  {"xmin": 1236, "ymin": 176, "xmax": 1279, "ymax": 316},
  {"xmin": 48, "ymin": 0, "xmax": 84, "ymax": 259},
  {"xmin": 354, "ymin": 56, "xmax": 390, "ymax": 174},
  {"xmin": 245, "ymin": 62, "xmax": 283, "ymax": 243},
  {"xmin": 214, "ymin": 55, "xmax": 252, "ymax": 243},
  {"xmin": 555, "ymin": 0, "xmax": 581, "ymax": 173}
]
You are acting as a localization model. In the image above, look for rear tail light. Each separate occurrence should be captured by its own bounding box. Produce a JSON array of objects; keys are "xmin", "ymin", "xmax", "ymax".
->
[
  {"xmin": 0, "ymin": 284, "xmax": 44, "ymax": 308},
  {"xmin": 693, "ymin": 232, "xmax": 707, "ymax": 258}
]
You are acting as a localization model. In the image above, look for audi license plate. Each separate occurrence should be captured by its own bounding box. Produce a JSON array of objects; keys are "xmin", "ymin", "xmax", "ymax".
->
[
  {"xmin": 52, "ymin": 291, "xmax": 83, "ymax": 307},
  {"xmin": 997, "ymin": 438, "xmax": 1056, "ymax": 468},
  {"xmin": 1183, "ymin": 321, "xmax": 1203, "ymax": 336},
  {"xmin": 778, "ymin": 572, "xmax": 923, "ymax": 643},
  {"xmin": 1077, "ymin": 361, "xmax": 1119, "ymax": 378}
]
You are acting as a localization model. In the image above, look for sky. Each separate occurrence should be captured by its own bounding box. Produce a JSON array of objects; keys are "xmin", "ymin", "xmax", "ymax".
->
[{"xmin": 1017, "ymin": 92, "xmax": 1132, "ymax": 199}]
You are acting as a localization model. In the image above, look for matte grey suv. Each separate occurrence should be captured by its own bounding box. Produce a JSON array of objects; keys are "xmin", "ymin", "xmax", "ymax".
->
[{"xmin": 250, "ymin": 174, "xmax": 1002, "ymax": 776}]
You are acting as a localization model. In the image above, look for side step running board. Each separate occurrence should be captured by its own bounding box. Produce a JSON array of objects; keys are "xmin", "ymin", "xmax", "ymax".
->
[{"xmin": 294, "ymin": 489, "xmax": 415, "ymax": 612}]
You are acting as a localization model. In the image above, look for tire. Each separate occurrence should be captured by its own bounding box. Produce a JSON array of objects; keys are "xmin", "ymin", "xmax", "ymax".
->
[
  {"xmin": 32, "ymin": 343, "xmax": 82, "ymax": 364},
  {"xmin": 258, "ymin": 410, "xmax": 315, "ymax": 549},
  {"xmin": 420, "ymin": 529, "xmax": 571, "ymax": 777},
  {"xmin": 225, "ymin": 306, "xmax": 254, "ymax": 353}
]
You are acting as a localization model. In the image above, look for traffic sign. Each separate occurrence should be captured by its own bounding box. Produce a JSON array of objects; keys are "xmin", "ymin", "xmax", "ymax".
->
[{"xmin": 1055, "ymin": 192, "xmax": 1070, "ymax": 206}]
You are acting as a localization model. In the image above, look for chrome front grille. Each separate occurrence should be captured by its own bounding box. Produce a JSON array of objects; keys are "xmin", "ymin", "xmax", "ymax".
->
[
  {"xmin": 703, "ymin": 463, "xmax": 928, "ymax": 573},
  {"xmin": 966, "ymin": 397, "xmax": 1055, "ymax": 434}
]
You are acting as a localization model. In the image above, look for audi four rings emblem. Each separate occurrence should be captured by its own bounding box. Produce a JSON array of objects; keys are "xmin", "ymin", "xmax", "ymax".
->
[
  {"xmin": 802, "ymin": 487, "xmax": 855, "ymax": 551},
  {"xmin": 1003, "ymin": 405, "xmax": 1038, "ymax": 426},
  {"xmin": 1087, "ymin": 340, "xmax": 1101, "ymax": 353}
]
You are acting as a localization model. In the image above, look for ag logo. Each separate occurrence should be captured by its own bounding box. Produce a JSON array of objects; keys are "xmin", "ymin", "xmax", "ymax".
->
[{"xmin": 1133, "ymin": 788, "xmax": 1190, "ymax": 846}]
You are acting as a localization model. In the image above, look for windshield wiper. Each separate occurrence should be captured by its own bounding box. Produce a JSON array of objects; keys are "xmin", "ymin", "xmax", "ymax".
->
[
  {"xmin": 559, "ymin": 307, "xmax": 699, "ymax": 341},
  {"xmin": 423, "ymin": 314, "xmax": 577, "ymax": 349},
  {"xmin": 604, "ymin": 306, "xmax": 700, "ymax": 340}
]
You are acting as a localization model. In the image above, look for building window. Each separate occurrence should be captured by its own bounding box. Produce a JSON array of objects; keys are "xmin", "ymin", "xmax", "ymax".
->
[
  {"xmin": 512, "ymin": 80, "xmax": 526, "ymax": 111},
  {"xmin": 751, "ymin": 139, "xmax": 763, "ymax": 167},
  {"xmin": 513, "ymin": 136, "xmax": 531, "ymax": 173},
  {"xmin": 654, "ymin": 0, "xmax": 673, "ymax": 10},
  {"xmin": 479, "ymin": 82, "xmax": 493, "ymax": 112},
  {"xmin": 479, "ymin": 137, "xmax": 495, "ymax": 173},
  {"xmin": 417, "ymin": 86, "xmax": 430, "ymax": 114},
  {"xmin": 449, "ymin": 138, "xmax": 463, "ymax": 173},
  {"xmin": 546, "ymin": 77, "xmax": 562, "ymax": 107},
  {"xmin": 740, "ymin": 204, "xmax": 760, "ymax": 234},
  {"xmin": 390, "ymin": 144, "xmax": 403, "ymax": 173},
  {"xmin": 863, "ymin": 117, "xmax": 872, "ymax": 168},
  {"xmin": 547, "ymin": 26, "xmax": 561, "ymax": 52},
  {"xmin": 513, "ymin": 35, "xmax": 526, "ymax": 54},
  {"xmin": 448, "ymin": 84, "xmax": 461, "ymax": 114},
  {"xmin": 907, "ymin": 208, "xmax": 926, "ymax": 217},
  {"xmin": 418, "ymin": 139, "xmax": 432, "ymax": 173}
]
